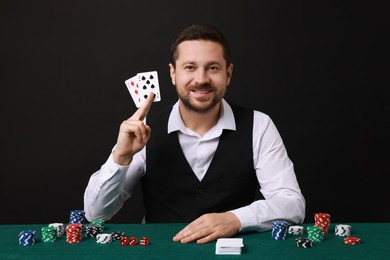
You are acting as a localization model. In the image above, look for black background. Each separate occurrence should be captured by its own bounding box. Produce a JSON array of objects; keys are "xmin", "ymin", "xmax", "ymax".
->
[{"xmin": 1, "ymin": 0, "xmax": 388, "ymax": 224}]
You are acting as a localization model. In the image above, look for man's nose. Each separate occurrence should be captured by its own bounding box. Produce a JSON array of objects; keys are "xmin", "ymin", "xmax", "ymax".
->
[{"xmin": 194, "ymin": 69, "xmax": 210, "ymax": 85}]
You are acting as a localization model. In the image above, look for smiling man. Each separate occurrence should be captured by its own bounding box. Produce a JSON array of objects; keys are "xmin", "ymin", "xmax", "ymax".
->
[{"xmin": 84, "ymin": 24, "xmax": 305, "ymax": 244}]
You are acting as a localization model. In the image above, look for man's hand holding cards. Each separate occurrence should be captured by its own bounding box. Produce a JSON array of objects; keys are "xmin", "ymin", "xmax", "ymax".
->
[{"xmin": 125, "ymin": 71, "xmax": 161, "ymax": 108}]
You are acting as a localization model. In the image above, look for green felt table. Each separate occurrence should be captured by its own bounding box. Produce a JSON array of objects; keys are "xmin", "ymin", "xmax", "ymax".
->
[{"xmin": 1, "ymin": 223, "xmax": 389, "ymax": 259}]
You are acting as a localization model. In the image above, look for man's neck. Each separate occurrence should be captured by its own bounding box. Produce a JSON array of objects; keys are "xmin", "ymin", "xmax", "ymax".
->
[{"xmin": 179, "ymin": 102, "xmax": 221, "ymax": 137}]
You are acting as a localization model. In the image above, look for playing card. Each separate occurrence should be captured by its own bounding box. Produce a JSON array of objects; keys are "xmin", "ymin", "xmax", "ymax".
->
[
  {"xmin": 125, "ymin": 75, "xmax": 142, "ymax": 107},
  {"xmin": 137, "ymin": 71, "xmax": 161, "ymax": 104},
  {"xmin": 125, "ymin": 71, "xmax": 161, "ymax": 108}
]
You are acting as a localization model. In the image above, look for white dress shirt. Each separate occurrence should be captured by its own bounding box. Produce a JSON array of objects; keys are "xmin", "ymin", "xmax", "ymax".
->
[{"xmin": 84, "ymin": 99, "xmax": 305, "ymax": 232}]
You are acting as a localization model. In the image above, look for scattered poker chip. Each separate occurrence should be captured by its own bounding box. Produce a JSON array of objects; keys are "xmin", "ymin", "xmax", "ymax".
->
[
  {"xmin": 111, "ymin": 231, "xmax": 126, "ymax": 241},
  {"xmin": 271, "ymin": 220, "xmax": 289, "ymax": 240},
  {"xmin": 129, "ymin": 236, "xmax": 137, "ymax": 246},
  {"xmin": 18, "ymin": 230, "xmax": 36, "ymax": 246},
  {"xmin": 288, "ymin": 225, "xmax": 304, "ymax": 235},
  {"xmin": 335, "ymin": 224, "xmax": 351, "ymax": 236},
  {"xmin": 344, "ymin": 237, "xmax": 361, "ymax": 245},
  {"xmin": 120, "ymin": 236, "xmax": 130, "ymax": 246},
  {"xmin": 295, "ymin": 237, "xmax": 313, "ymax": 248},
  {"xmin": 140, "ymin": 236, "xmax": 150, "ymax": 246},
  {"xmin": 96, "ymin": 233, "xmax": 112, "ymax": 244}
]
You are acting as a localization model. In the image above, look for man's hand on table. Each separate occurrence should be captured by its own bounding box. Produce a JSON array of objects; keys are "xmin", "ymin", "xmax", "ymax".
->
[{"xmin": 172, "ymin": 212, "xmax": 241, "ymax": 244}]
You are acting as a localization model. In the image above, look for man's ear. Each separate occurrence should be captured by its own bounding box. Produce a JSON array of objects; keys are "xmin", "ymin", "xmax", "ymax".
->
[
  {"xmin": 226, "ymin": 63, "xmax": 233, "ymax": 86},
  {"xmin": 169, "ymin": 63, "xmax": 176, "ymax": 85}
]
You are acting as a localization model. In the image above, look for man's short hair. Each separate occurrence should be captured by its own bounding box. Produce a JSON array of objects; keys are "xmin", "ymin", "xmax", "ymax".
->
[{"xmin": 170, "ymin": 24, "xmax": 231, "ymax": 67}]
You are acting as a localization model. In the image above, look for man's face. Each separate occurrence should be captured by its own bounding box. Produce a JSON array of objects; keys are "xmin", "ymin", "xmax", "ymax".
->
[{"xmin": 169, "ymin": 40, "xmax": 233, "ymax": 113}]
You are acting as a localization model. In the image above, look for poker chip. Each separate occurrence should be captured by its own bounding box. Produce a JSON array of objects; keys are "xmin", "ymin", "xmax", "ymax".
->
[
  {"xmin": 96, "ymin": 233, "xmax": 112, "ymax": 244},
  {"xmin": 314, "ymin": 213, "xmax": 331, "ymax": 235},
  {"xmin": 85, "ymin": 224, "xmax": 101, "ymax": 237},
  {"xmin": 69, "ymin": 210, "xmax": 86, "ymax": 224},
  {"xmin": 91, "ymin": 219, "xmax": 105, "ymax": 232},
  {"xmin": 129, "ymin": 236, "xmax": 137, "ymax": 246},
  {"xmin": 111, "ymin": 231, "xmax": 126, "ymax": 241},
  {"xmin": 295, "ymin": 237, "xmax": 313, "ymax": 248},
  {"xmin": 41, "ymin": 226, "xmax": 57, "ymax": 242},
  {"xmin": 18, "ymin": 230, "xmax": 36, "ymax": 246},
  {"xmin": 271, "ymin": 220, "xmax": 289, "ymax": 240},
  {"xmin": 48, "ymin": 223, "xmax": 65, "ymax": 236},
  {"xmin": 344, "ymin": 237, "xmax": 361, "ymax": 245},
  {"xmin": 288, "ymin": 225, "xmax": 304, "ymax": 235},
  {"xmin": 307, "ymin": 226, "xmax": 324, "ymax": 243},
  {"xmin": 335, "ymin": 224, "xmax": 351, "ymax": 236},
  {"xmin": 120, "ymin": 236, "xmax": 130, "ymax": 246},
  {"xmin": 66, "ymin": 223, "xmax": 83, "ymax": 244},
  {"xmin": 140, "ymin": 236, "xmax": 150, "ymax": 246}
]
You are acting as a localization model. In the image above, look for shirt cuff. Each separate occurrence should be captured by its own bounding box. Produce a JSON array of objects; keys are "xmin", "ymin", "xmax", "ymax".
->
[
  {"xmin": 229, "ymin": 207, "xmax": 260, "ymax": 233},
  {"xmin": 98, "ymin": 153, "xmax": 129, "ymax": 184}
]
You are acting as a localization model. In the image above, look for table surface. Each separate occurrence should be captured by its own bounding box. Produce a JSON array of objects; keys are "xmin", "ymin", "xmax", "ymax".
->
[{"xmin": 1, "ymin": 223, "xmax": 389, "ymax": 260}]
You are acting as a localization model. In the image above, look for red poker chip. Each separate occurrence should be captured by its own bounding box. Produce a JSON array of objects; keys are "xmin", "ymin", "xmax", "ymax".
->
[
  {"xmin": 344, "ymin": 237, "xmax": 361, "ymax": 245},
  {"xmin": 140, "ymin": 236, "xmax": 150, "ymax": 246},
  {"xmin": 129, "ymin": 236, "xmax": 137, "ymax": 246}
]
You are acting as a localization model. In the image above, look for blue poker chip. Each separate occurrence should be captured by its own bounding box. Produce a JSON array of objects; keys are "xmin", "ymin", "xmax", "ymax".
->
[
  {"xmin": 69, "ymin": 210, "xmax": 86, "ymax": 224},
  {"xmin": 18, "ymin": 230, "xmax": 36, "ymax": 246},
  {"xmin": 271, "ymin": 220, "xmax": 289, "ymax": 240}
]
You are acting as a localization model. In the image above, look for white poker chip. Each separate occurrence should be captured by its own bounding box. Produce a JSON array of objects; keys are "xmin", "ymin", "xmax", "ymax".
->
[{"xmin": 96, "ymin": 233, "xmax": 112, "ymax": 244}]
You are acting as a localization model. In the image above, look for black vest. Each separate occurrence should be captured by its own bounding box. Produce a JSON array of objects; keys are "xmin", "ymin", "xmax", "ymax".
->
[{"xmin": 141, "ymin": 103, "xmax": 258, "ymax": 223}]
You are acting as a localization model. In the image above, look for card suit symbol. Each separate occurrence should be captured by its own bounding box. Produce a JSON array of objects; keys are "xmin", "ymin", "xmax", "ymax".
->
[
  {"xmin": 142, "ymin": 76, "xmax": 146, "ymax": 81},
  {"xmin": 151, "ymin": 84, "xmax": 155, "ymax": 89},
  {"xmin": 143, "ymin": 85, "xmax": 147, "ymax": 90},
  {"xmin": 149, "ymin": 75, "xmax": 154, "ymax": 80},
  {"xmin": 146, "ymin": 80, "xmax": 150, "ymax": 85},
  {"xmin": 144, "ymin": 95, "xmax": 148, "ymax": 99}
]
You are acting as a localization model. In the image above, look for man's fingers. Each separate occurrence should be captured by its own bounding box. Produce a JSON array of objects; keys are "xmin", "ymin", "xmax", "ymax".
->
[{"xmin": 131, "ymin": 92, "xmax": 155, "ymax": 120}]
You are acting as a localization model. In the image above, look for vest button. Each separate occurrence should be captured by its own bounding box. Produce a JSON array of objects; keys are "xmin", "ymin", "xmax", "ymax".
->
[{"xmin": 197, "ymin": 188, "xmax": 205, "ymax": 195}]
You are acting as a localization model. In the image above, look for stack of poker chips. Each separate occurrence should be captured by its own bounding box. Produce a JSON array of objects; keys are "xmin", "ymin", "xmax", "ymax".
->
[
  {"xmin": 66, "ymin": 223, "xmax": 83, "ymax": 243},
  {"xmin": 96, "ymin": 233, "xmax": 112, "ymax": 244},
  {"xmin": 18, "ymin": 230, "xmax": 36, "ymax": 246},
  {"xmin": 91, "ymin": 219, "xmax": 105, "ymax": 232},
  {"xmin": 48, "ymin": 223, "xmax": 65, "ymax": 236},
  {"xmin": 288, "ymin": 225, "xmax": 304, "ymax": 235},
  {"xmin": 85, "ymin": 224, "xmax": 101, "ymax": 237},
  {"xmin": 314, "ymin": 213, "xmax": 331, "ymax": 235},
  {"xmin": 307, "ymin": 226, "xmax": 324, "ymax": 243},
  {"xmin": 295, "ymin": 237, "xmax": 313, "ymax": 248},
  {"xmin": 41, "ymin": 226, "xmax": 57, "ymax": 242},
  {"xmin": 271, "ymin": 220, "xmax": 289, "ymax": 240},
  {"xmin": 69, "ymin": 210, "xmax": 86, "ymax": 224},
  {"xmin": 335, "ymin": 224, "xmax": 351, "ymax": 236}
]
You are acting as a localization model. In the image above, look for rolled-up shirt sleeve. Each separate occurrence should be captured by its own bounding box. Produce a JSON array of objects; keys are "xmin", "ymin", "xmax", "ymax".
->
[{"xmin": 230, "ymin": 111, "xmax": 306, "ymax": 232}]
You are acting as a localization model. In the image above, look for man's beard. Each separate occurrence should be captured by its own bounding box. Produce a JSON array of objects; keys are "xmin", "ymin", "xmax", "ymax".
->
[{"xmin": 178, "ymin": 84, "xmax": 222, "ymax": 113}]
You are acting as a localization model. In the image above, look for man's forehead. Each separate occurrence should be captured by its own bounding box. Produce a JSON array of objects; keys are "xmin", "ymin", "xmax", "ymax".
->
[{"xmin": 176, "ymin": 40, "xmax": 225, "ymax": 62}]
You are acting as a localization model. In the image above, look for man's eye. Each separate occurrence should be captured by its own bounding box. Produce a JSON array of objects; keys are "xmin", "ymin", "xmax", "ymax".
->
[
  {"xmin": 208, "ymin": 66, "xmax": 220, "ymax": 71},
  {"xmin": 184, "ymin": 66, "xmax": 195, "ymax": 70}
]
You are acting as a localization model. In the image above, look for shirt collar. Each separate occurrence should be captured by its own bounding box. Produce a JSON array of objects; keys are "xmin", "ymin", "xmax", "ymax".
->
[{"xmin": 167, "ymin": 99, "xmax": 236, "ymax": 134}]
